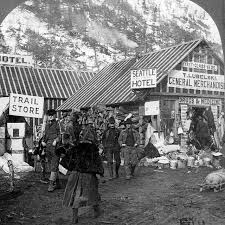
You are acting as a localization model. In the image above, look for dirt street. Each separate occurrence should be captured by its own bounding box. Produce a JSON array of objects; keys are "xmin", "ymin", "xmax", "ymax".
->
[{"xmin": 1, "ymin": 163, "xmax": 225, "ymax": 225}]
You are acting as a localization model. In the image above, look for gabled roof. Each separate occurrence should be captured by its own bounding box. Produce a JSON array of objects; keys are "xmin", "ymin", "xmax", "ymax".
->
[
  {"xmin": 57, "ymin": 38, "xmax": 207, "ymax": 110},
  {"xmin": 0, "ymin": 66, "xmax": 95, "ymax": 99}
]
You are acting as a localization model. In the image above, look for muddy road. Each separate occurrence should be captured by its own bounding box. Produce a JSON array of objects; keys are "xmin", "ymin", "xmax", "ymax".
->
[{"xmin": 1, "ymin": 164, "xmax": 225, "ymax": 225}]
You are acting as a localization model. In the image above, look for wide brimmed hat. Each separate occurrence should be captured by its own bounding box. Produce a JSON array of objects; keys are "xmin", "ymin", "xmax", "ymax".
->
[
  {"xmin": 125, "ymin": 118, "xmax": 132, "ymax": 124},
  {"xmin": 108, "ymin": 117, "xmax": 115, "ymax": 124},
  {"xmin": 47, "ymin": 109, "xmax": 56, "ymax": 116}
]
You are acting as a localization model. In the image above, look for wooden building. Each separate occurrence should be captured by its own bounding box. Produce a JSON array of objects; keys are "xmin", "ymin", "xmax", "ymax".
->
[
  {"xmin": 0, "ymin": 65, "xmax": 95, "ymax": 127},
  {"xmin": 58, "ymin": 39, "xmax": 224, "ymax": 145}
]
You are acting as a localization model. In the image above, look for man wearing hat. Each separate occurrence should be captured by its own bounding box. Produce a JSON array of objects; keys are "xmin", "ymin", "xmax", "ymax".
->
[
  {"xmin": 80, "ymin": 117, "xmax": 98, "ymax": 145},
  {"xmin": 102, "ymin": 117, "xmax": 121, "ymax": 179},
  {"xmin": 118, "ymin": 118, "xmax": 140, "ymax": 180},
  {"xmin": 59, "ymin": 109, "xmax": 71, "ymax": 140},
  {"xmin": 42, "ymin": 109, "xmax": 61, "ymax": 192},
  {"xmin": 195, "ymin": 114, "xmax": 211, "ymax": 149}
]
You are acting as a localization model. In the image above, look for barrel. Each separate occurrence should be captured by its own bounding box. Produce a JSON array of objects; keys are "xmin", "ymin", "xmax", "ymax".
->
[{"xmin": 177, "ymin": 160, "xmax": 186, "ymax": 169}]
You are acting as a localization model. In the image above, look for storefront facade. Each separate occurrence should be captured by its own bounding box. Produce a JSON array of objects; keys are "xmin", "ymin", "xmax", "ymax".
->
[
  {"xmin": 136, "ymin": 41, "xmax": 224, "ymax": 146},
  {"xmin": 58, "ymin": 38, "xmax": 224, "ymax": 147},
  {"xmin": 0, "ymin": 64, "xmax": 95, "ymax": 160}
]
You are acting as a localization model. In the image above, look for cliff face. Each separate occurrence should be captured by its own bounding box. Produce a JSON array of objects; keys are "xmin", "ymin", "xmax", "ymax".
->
[{"xmin": 0, "ymin": 0, "xmax": 222, "ymax": 71}]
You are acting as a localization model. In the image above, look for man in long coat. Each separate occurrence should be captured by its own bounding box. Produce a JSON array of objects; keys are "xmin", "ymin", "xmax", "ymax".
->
[
  {"xmin": 59, "ymin": 109, "xmax": 70, "ymax": 140},
  {"xmin": 102, "ymin": 117, "xmax": 121, "ymax": 179},
  {"xmin": 196, "ymin": 115, "xmax": 211, "ymax": 149},
  {"xmin": 118, "ymin": 118, "xmax": 140, "ymax": 180},
  {"xmin": 42, "ymin": 109, "xmax": 61, "ymax": 192}
]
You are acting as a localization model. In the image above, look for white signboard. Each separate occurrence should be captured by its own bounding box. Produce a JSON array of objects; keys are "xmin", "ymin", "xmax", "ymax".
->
[
  {"xmin": 9, "ymin": 93, "xmax": 44, "ymax": 118},
  {"xmin": 144, "ymin": 101, "xmax": 160, "ymax": 115},
  {"xmin": 179, "ymin": 97, "xmax": 221, "ymax": 106},
  {"xmin": 182, "ymin": 61, "xmax": 218, "ymax": 71},
  {"xmin": 0, "ymin": 54, "xmax": 34, "ymax": 67},
  {"xmin": 168, "ymin": 70, "xmax": 225, "ymax": 91},
  {"xmin": 131, "ymin": 68, "xmax": 157, "ymax": 89}
]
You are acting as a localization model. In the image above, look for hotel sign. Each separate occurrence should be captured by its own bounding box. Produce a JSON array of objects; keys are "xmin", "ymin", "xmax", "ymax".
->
[
  {"xmin": 131, "ymin": 68, "xmax": 157, "ymax": 89},
  {"xmin": 182, "ymin": 61, "xmax": 218, "ymax": 71},
  {"xmin": 168, "ymin": 70, "xmax": 224, "ymax": 91},
  {"xmin": 0, "ymin": 54, "xmax": 34, "ymax": 67}
]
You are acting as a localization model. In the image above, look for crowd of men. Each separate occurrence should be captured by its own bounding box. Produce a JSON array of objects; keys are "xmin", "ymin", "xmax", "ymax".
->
[{"xmin": 34, "ymin": 108, "xmax": 141, "ymax": 223}]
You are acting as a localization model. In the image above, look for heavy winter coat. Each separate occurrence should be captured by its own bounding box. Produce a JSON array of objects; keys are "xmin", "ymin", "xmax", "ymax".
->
[
  {"xmin": 118, "ymin": 128, "xmax": 140, "ymax": 147},
  {"xmin": 203, "ymin": 109, "xmax": 216, "ymax": 133},
  {"xmin": 102, "ymin": 127, "xmax": 120, "ymax": 149},
  {"xmin": 67, "ymin": 142, "xmax": 104, "ymax": 176}
]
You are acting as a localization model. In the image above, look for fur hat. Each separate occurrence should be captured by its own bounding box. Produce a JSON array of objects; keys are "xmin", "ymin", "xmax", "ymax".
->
[
  {"xmin": 47, "ymin": 109, "xmax": 56, "ymax": 116},
  {"xmin": 108, "ymin": 117, "xmax": 115, "ymax": 124}
]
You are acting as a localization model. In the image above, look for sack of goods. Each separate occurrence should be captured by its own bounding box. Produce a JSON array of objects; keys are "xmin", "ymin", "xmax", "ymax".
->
[{"xmin": 200, "ymin": 169, "xmax": 225, "ymax": 192}]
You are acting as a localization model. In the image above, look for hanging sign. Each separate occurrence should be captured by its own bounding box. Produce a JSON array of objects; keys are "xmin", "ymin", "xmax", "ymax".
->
[
  {"xmin": 131, "ymin": 68, "xmax": 157, "ymax": 89},
  {"xmin": 9, "ymin": 93, "xmax": 44, "ymax": 118},
  {"xmin": 0, "ymin": 54, "xmax": 34, "ymax": 67},
  {"xmin": 182, "ymin": 61, "xmax": 218, "ymax": 71},
  {"xmin": 144, "ymin": 101, "xmax": 160, "ymax": 115},
  {"xmin": 179, "ymin": 97, "xmax": 221, "ymax": 106},
  {"xmin": 168, "ymin": 70, "xmax": 225, "ymax": 91}
]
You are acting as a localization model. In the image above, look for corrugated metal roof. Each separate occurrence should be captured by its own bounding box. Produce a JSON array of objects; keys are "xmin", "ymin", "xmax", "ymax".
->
[
  {"xmin": 57, "ymin": 58, "xmax": 137, "ymax": 110},
  {"xmin": 0, "ymin": 66, "xmax": 95, "ymax": 99},
  {"xmin": 57, "ymin": 38, "xmax": 204, "ymax": 110}
]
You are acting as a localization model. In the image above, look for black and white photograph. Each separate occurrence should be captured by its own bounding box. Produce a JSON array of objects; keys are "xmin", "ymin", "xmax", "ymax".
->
[{"xmin": 0, "ymin": 0, "xmax": 225, "ymax": 224}]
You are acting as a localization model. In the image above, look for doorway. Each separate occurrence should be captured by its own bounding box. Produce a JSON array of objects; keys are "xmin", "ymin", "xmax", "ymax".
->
[{"xmin": 189, "ymin": 106, "xmax": 206, "ymax": 131}]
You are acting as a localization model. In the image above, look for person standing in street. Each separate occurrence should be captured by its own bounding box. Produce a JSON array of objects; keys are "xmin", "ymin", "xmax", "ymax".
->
[
  {"xmin": 42, "ymin": 109, "xmax": 61, "ymax": 192},
  {"xmin": 118, "ymin": 118, "xmax": 140, "ymax": 180},
  {"xmin": 59, "ymin": 109, "xmax": 70, "ymax": 140},
  {"xmin": 203, "ymin": 106, "xmax": 216, "ymax": 135},
  {"xmin": 63, "ymin": 123, "xmax": 104, "ymax": 224},
  {"xmin": 102, "ymin": 117, "xmax": 121, "ymax": 180},
  {"xmin": 217, "ymin": 112, "xmax": 224, "ymax": 147},
  {"xmin": 195, "ymin": 115, "xmax": 211, "ymax": 149}
]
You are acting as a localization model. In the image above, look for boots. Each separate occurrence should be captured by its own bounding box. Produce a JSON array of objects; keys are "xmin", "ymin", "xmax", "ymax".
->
[
  {"xmin": 115, "ymin": 164, "xmax": 120, "ymax": 178},
  {"xmin": 93, "ymin": 205, "xmax": 100, "ymax": 218},
  {"xmin": 48, "ymin": 172, "xmax": 57, "ymax": 192},
  {"xmin": 72, "ymin": 208, "xmax": 78, "ymax": 224},
  {"xmin": 130, "ymin": 165, "xmax": 136, "ymax": 177},
  {"xmin": 40, "ymin": 162, "xmax": 48, "ymax": 184},
  {"xmin": 124, "ymin": 165, "xmax": 131, "ymax": 180},
  {"xmin": 55, "ymin": 177, "xmax": 61, "ymax": 189},
  {"xmin": 40, "ymin": 173, "xmax": 49, "ymax": 184},
  {"xmin": 48, "ymin": 180, "xmax": 56, "ymax": 192},
  {"xmin": 107, "ymin": 163, "xmax": 113, "ymax": 180}
]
